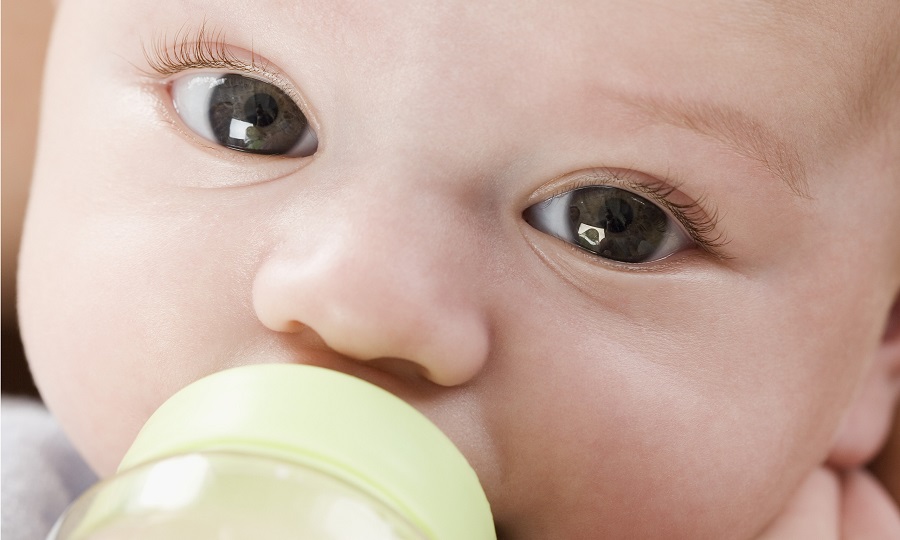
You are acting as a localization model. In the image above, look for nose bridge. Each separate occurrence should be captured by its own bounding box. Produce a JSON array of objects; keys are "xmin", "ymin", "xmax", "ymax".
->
[
  {"xmin": 252, "ymin": 169, "xmax": 491, "ymax": 387},
  {"xmin": 307, "ymin": 196, "xmax": 458, "ymax": 317},
  {"xmin": 314, "ymin": 171, "xmax": 473, "ymax": 294}
]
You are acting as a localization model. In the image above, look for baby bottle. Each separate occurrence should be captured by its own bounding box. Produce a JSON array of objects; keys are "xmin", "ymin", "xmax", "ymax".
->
[{"xmin": 47, "ymin": 364, "xmax": 495, "ymax": 539}]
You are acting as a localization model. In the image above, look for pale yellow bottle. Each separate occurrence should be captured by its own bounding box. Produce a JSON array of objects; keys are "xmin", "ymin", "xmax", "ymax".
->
[{"xmin": 48, "ymin": 364, "xmax": 495, "ymax": 540}]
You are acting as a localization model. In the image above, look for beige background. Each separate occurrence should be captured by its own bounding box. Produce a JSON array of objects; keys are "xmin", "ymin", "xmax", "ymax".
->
[
  {"xmin": 1, "ymin": 1, "xmax": 897, "ymax": 499},
  {"xmin": 2, "ymin": 0, "xmax": 54, "ymax": 395}
]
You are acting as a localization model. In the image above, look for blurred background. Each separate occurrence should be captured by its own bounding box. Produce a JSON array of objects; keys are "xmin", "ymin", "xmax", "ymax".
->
[{"xmin": 2, "ymin": 1, "xmax": 54, "ymax": 397}]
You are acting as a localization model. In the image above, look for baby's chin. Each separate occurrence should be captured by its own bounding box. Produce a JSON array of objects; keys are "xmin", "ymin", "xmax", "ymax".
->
[
  {"xmin": 44, "ymin": 396, "xmax": 142, "ymax": 479},
  {"xmin": 64, "ymin": 424, "xmax": 126, "ymax": 478},
  {"xmin": 489, "ymin": 483, "xmax": 786, "ymax": 540}
]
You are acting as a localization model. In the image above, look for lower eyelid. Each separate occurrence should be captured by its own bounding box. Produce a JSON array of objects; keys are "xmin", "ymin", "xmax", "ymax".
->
[
  {"xmin": 166, "ymin": 71, "xmax": 316, "ymax": 157},
  {"xmin": 154, "ymin": 83, "xmax": 265, "ymax": 162},
  {"xmin": 136, "ymin": 81, "xmax": 312, "ymax": 189},
  {"xmin": 522, "ymin": 222, "xmax": 696, "ymax": 278}
]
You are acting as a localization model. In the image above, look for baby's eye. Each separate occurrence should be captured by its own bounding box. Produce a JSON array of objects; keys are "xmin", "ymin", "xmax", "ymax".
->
[
  {"xmin": 523, "ymin": 186, "xmax": 692, "ymax": 263},
  {"xmin": 170, "ymin": 73, "xmax": 317, "ymax": 156}
]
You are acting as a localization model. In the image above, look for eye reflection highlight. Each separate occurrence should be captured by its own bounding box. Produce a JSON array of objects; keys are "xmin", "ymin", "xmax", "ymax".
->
[{"xmin": 577, "ymin": 224, "xmax": 605, "ymax": 247}]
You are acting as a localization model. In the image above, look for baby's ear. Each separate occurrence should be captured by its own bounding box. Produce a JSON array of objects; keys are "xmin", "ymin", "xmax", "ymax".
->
[{"xmin": 828, "ymin": 296, "xmax": 900, "ymax": 468}]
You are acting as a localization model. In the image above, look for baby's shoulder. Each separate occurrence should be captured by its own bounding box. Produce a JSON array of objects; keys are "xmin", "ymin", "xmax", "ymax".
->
[{"xmin": 1, "ymin": 396, "xmax": 96, "ymax": 540}]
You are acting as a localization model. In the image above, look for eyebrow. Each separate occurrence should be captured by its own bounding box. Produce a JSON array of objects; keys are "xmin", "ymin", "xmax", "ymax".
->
[{"xmin": 624, "ymin": 95, "xmax": 810, "ymax": 198}]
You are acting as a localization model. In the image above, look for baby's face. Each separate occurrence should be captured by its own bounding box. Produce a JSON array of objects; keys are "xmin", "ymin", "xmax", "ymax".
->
[{"xmin": 20, "ymin": 0, "xmax": 900, "ymax": 538}]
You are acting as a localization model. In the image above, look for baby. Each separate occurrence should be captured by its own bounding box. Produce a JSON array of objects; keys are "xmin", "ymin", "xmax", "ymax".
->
[{"xmin": 15, "ymin": 0, "xmax": 900, "ymax": 538}]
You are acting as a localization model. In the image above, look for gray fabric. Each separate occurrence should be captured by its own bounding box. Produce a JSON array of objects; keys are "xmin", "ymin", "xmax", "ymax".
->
[{"xmin": 1, "ymin": 397, "xmax": 97, "ymax": 540}]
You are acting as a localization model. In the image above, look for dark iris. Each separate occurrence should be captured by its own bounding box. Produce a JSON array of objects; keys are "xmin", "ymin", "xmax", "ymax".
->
[
  {"xmin": 567, "ymin": 187, "xmax": 667, "ymax": 263},
  {"xmin": 208, "ymin": 74, "xmax": 313, "ymax": 155},
  {"xmin": 523, "ymin": 186, "xmax": 672, "ymax": 263}
]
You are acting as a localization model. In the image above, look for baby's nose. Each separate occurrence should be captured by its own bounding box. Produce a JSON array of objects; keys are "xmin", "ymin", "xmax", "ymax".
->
[{"xmin": 251, "ymin": 191, "xmax": 491, "ymax": 387}]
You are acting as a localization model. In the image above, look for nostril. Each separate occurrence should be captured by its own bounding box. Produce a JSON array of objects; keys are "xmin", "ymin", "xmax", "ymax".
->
[
  {"xmin": 281, "ymin": 320, "xmax": 305, "ymax": 333},
  {"xmin": 252, "ymin": 244, "xmax": 491, "ymax": 388},
  {"xmin": 364, "ymin": 357, "xmax": 432, "ymax": 383}
]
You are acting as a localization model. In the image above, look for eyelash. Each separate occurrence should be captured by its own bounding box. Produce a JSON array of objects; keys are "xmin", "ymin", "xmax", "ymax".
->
[
  {"xmin": 542, "ymin": 170, "xmax": 729, "ymax": 259},
  {"xmin": 139, "ymin": 23, "xmax": 315, "ymax": 158},
  {"xmin": 140, "ymin": 28, "xmax": 727, "ymax": 259},
  {"xmin": 141, "ymin": 23, "xmax": 264, "ymax": 76}
]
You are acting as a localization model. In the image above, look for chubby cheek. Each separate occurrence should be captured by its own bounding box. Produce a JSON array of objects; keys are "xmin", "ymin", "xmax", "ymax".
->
[
  {"xmin": 483, "ymin": 264, "xmax": 874, "ymax": 539},
  {"xmin": 21, "ymin": 197, "xmax": 265, "ymax": 474},
  {"xmin": 20, "ymin": 160, "xmax": 276, "ymax": 476},
  {"xmin": 19, "ymin": 21, "xmax": 297, "ymax": 473}
]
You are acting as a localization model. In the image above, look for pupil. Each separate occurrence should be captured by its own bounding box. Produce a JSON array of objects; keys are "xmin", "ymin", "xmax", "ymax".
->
[
  {"xmin": 569, "ymin": 205, "xmax": 581, "ymax": 222},
  {"xmin": 244, "ymin": 93, "xmax": 279, "ymax": 127},
  {"xmin": 604, "ymin": 197, "xmax": 633, "ymax": 233}
]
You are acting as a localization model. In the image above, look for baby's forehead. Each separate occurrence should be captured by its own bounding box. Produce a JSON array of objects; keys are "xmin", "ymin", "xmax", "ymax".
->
[
  {"xmin": 180, "ymin": 0, "xmax": 899, "ymax": 167},
  {"xmin": 749, "ymin": 0, "xmax": 900, "ymax": 125},
  {"xmin": 521, "ymin": 0, "xmax": 896, "ymax": 160}
]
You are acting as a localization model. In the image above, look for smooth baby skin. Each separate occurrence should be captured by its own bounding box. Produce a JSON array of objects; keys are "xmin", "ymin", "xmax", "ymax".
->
[{"xmin": 20, "ymin": 0, "xmax": 900, "ymax": 538}]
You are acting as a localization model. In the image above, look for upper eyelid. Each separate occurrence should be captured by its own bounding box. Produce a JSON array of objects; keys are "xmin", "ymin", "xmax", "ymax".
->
[
  {"xmin": 138, "ymin": 27, "xmax": 319, "ymax": 134},
  {"xmin": 141, "ymin": 22, "xmax": 270, "ymax": 77}
]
